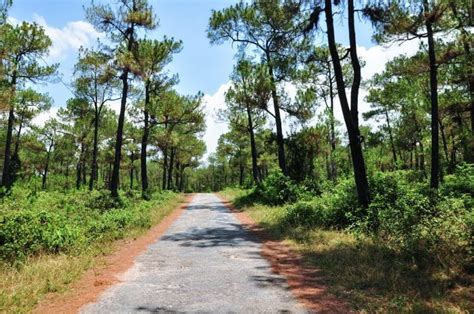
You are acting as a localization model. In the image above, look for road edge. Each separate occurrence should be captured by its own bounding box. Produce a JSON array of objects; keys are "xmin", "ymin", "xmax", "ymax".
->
[
  {"xmin": 216, "ymin": 193, "xmax": 352, "ymax": 313},
  {"xmin": 33, "ymin": 194, "xmax": 194, "ymax": 314}
]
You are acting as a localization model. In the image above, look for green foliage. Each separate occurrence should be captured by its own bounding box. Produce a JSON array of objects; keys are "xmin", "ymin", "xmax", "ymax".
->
[
  {"xmin": 260, "ymin": 170, "xmax": 473, "ymax": 270},
  {"xmin": 86, "ymin": 190, "xmax": 124, "ymax": 212},
  {"xmin": 0, "ymin": 187, "xmax": 177, "ymax": 263},
  {"xmin": 0, "ymin": 210, "xmax": 81, "ymax": 261},
  {"xmin": 254, "ymin": 170, "xmax": 299, "ymax": 205}
]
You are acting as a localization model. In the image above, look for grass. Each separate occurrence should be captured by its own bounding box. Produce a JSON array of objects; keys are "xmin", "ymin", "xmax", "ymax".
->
[
  {"xmin": 220, "ymin": 188, "xmax": 473, "ymax": 313},
  {"xmin": 0, "ymin": 192, "xmax": 184, "ymax": 313}
]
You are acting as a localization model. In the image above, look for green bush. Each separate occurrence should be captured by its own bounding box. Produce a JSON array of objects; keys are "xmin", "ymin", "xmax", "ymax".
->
[
  {"xmin": 255, "ymin": 170, "xmax": 300, "ymax": 205},
  {"xmin": 0, "ymin": 188, "xmax": 177, "ymax": 263},
  {"xmin": 273, "ymin": 170, "xmax": 473, "ymax": 270},
  {"xmin": 280, "ymin": 177, "xmax": 359, "ymax": 229},
  {"xmin": 0, "ymin": 210, "xmax": 81, "ymax": 261},
  {"xmin": 86, "ymin": 190, "xmax": 124, "ymax": 212}
]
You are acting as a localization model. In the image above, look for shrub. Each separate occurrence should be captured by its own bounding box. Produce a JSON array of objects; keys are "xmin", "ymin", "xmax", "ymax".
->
[
  {"xmin": 0, "ymin": 210, "xmax": 81, "ymax": 261},
  {"xmin": 255, "ymin": 170, "xmax": 300, "ymax": 205},
  {"xmin": 86, "ymin": 190, "xmax": 124, "ymax": 212}
]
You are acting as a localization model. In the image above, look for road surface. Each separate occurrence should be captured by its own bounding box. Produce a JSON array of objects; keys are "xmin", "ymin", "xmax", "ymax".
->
[{"xmin": 81, "ymin": 193, "xmax": 306, "ymax": 313}]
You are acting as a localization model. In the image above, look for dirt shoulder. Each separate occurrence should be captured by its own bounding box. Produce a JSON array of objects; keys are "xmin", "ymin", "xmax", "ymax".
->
[
  {"xmin": 33, "ymin": 195, "xmax": 193, "ymax": 314},
  {"xmin": 217, "ymin": 194, "xmax": 351, "ymax": 313}
]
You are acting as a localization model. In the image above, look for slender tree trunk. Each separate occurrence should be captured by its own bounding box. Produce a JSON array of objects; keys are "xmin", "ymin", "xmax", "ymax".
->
[
  {"xmin": 162, "ymin": 146, "xmax": 168, "ymax": 190},
  {"xmin": 76, "ymin": 142, "xmax": 85, "ymax": 189},
  {"xmin": 89, "ymin": 112, "xmax": 99, "ymax": 191},
  {"xmin": 13, "ymin": 118, "xmax": 23, "ymax": 158},
  {"xmin": 348, "ymin": 0, "xmax": 361, "ymax": 129},
  {"xmin": 110, "ymin": 70, "xmax": 129, "ymax": 197},
  {"xmin": 42, "ymin": 144, "xmax": 53, "ymax": 190},
  {"xmin": 385, "ymin": 109, "xmax": 397, "ymax": 165},
  {"xmin": 246, "ymin": 105, "xmax": 260, "ymax": 183},
  {"xmin": 130, "ymin": 151, "xmax": 134, "ymax": 190},
  {"xmin": 82, "ymin": 155, "xmax": 87, "ymax": 186},
  {"xmin": 167, "ymin": 147, "xmax": 175, "ymax": 190},
  {"xmin": 325, "ymin": 0, "xmax": 370, "ymax": 207},
  {"xmin": 76, "ymin": 161, "xmax": 81, "ymax": 190},
  {"xmin": 239, "ymin": 157, "xmax": 244, "ymax": 187},
  {"xmin": 425, "ymin": 1, "xmax": 439, "ymax": 188},
  {"xmin": 179, "ymin": 166, "xmax": 185, "ymax": 192},
  {"xmin": 1, "ymin": 74, "xmax": 17, "ymax": 189},
  {"xmin": 329, "ymin": 78, "xmax": 337, "ymax": 181},
  {"xmin": 439, "ymin": 118, "xmax": 450, "ymax": 165},
  {"xmin": 266, "ymin": 57, "xmax": 286, "ymax": 174},
  {"xmin": 141, "ymin": 84, "xmax": 150, "ymax": 197}
]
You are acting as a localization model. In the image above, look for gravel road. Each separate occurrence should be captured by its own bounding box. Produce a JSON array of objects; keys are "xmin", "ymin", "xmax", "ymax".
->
[{"xmin": 81, "ymin": 193, "xmax": 306, "ymax": 313}]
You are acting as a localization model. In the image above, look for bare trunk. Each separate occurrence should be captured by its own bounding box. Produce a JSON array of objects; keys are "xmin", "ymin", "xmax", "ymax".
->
[
  {"xmin": 89, "ymin": 112, "xmax": 99, "ymax": 191},
  {"xmin": 325, "ymin": 0, "xmax": 370, "ymax": 207},
  {"xmin": 246, "ymin": 105, "xmax": 260, "ymax": 184},
  {"xmin": 110, "ymin": 70, "xmax": 129, "ymax": 197},
  {"xmin": 1, "ymin": 74, "xmax": 17, "ymax": 189},
  {"xmin": 425, "ymin": 2, "xmax": 440, "ymax": 189},
  {"xmin": 141, "ymin": 83, "xmax": 150, "ymax": 197},
  {"xmin": 167, "ymin": 147, "xmax": 175, "ymax": 190},
  {"xmin": 266, "ymin": 57, "xmax": 286, "ymax": 174},
  {"xmin": 385, "ymin": 109, "xmax": 397, "ymax": 165},
  {"xmin": 42, "ymin": 143, "xmax": 53, "ymax": 190}
]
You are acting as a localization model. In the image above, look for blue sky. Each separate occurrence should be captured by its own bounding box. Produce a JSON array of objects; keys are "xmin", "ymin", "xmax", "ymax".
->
[{"xmin": 9, "ymin": 0, "xmax": 419, "ymax": 158}]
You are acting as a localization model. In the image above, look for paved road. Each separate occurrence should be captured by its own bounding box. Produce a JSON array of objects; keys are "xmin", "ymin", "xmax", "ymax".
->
[{"xmin": 81, "ymin": 193, "xmax": 306, "ymax": 313}]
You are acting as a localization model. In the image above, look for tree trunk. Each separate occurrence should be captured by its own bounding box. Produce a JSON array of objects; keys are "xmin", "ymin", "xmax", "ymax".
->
[
  {"xmin": 266, "ymin": 57, "xmax": 286, "ymax": 174},
  {"xmin": 239, "ymin": 158, "xmax": 244, "ymax": 187},
  {"xmin": 162, "ymin": 146, "xmax": 168, "ymax": 190},
  {"xmin": 77, "ymin": 142, "xmax": 85, "ymax": 189},
  {"xmin": 425, "ymin": 1, "xmax": 440, "ymax": 188},
  {"xmin": 246, "ymin": 105, "xmax": 260, "ymax": 184},
  {"xmin": 110, "ymin": 70, "xmax": 129, "ymax": 197},
  {"xmin": 1, "ymin": 74, "xmax": 17, "ymax": 189},
  {"xmin": 42, "ymin": 144, "xmax": 53, "ymax": 190},
  {"xmin": 385, "ymin": 109, "xmax": 397, "ymax": 165},
  {"xmin": 329, "ymin": 77, "xmax": 337, "ymax": 181},
  {"xmin": 130, "ymin": 152, "xmax": 134, "ymax": 190},
  {"xmin": 82, "ymin": 155, "xmax": 87, "ymax": 186},
  {"xmin": 141, "ymin": 84, "xmax": 150, "ymax": 197},
  {"xmin": 167, "ymin": 147, "xmax": 175, "ymax": 190},
  {"xmin": 325, "ymin": 0, "xmax": 370, "ymax": 207},
  {"xmin": 13, "ymin": 117, "xmax": 23, "ymax": 158},
  {"xmin": 439, "ymin": 118, "xmax": 450, "ymax": 165},
  {"xmin": 76, "ymin": 161, "xmax": 81, "ymax": 190},
  {"xmin": 89, "ymin": 112, "xmax": 100, "ymax": 191}
]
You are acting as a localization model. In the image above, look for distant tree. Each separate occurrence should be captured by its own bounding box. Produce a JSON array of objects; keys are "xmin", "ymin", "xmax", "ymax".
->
[
  {"xmin": 224, "ymin": 59, "xmax": 269, "ymax": 184},
  {"xmin": 35, "ymin": 119, "xmax": 61, "ymax": 190},
  {"xmin": 304, "ymin": 0, "xmax": 370, "ymax": 206},
  {"xmin": 87, "ymin": 0, "xmax": 156, "ymax": 197},
  {"xmin": 131, "ymin": 37, "xmax": 182, "ymax": 197},
  {"xmin": 74, "ymin": 47, "xmax": 118, "ymax": 190},
  {"xmin": 363, "ymin": 0, "xmax": 449, "ymax": 188},
  {"xmin": 208, "ymin": 0, "xmax": 307, "ymax": 174},
  {"xmin": 1, "ymin": 22, "xmax": 57, "ymax": 190},
  {"xmin": 8, "ymin": 88, "xmax": 51, "ymax": 183}
]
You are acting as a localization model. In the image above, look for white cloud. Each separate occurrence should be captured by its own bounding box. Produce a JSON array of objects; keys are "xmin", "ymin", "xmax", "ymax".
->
[
  {"xmin": 32, "ymin": 106, "xmax": 59, "ymax": 127},
  {"xmin": 201, "ymin": 40, "xmax": 422, "ymax": 159},
  {"xmin": 201, "ymin": 82, "xmax": 231, "ymax": 160},
  {"xmin": 31, "ymin": 14, "xmax": 103, "ymax": 61},
  {"xmin": 358, "ymin": 39, "xmax": 422, "ymax": 80}
]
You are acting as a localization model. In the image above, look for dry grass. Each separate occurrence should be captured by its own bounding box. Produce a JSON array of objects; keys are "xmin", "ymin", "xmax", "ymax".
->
[
  {"xmin": 220, "ymin": 189, "xmax": 473, "ymax": 313},
  {"xmin": 0, "ymin": 193, "xmax": 184, "ymax": 313}
]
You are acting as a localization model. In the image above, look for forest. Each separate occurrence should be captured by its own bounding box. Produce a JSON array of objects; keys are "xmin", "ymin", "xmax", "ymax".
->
[{"xmin": 0, "ymin": 0, "xmax": 473, "ymax": 312}]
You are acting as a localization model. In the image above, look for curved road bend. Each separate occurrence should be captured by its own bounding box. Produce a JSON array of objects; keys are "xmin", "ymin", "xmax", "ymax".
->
[{"xmin": 81, "ymin": 193, "xmax": 307, "ymax": 313}]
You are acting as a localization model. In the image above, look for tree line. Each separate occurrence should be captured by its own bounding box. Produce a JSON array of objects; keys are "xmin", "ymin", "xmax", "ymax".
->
[
  {"xmin": 198, "ymin": 0, "xmax": 472, "ymax": 205},
  {"xmin": 0, "ymin": 0, "xmax": 206, "ymax": 198}
]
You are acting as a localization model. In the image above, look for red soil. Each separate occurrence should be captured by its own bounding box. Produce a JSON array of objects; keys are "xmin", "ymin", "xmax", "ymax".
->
[
  {"xmin": 33, "ymin": 195, "xmax": 193, "ymax": 314},
  {"xmin": 218, "ymin": 195, "xmax": 351, "ymax": 313}
]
